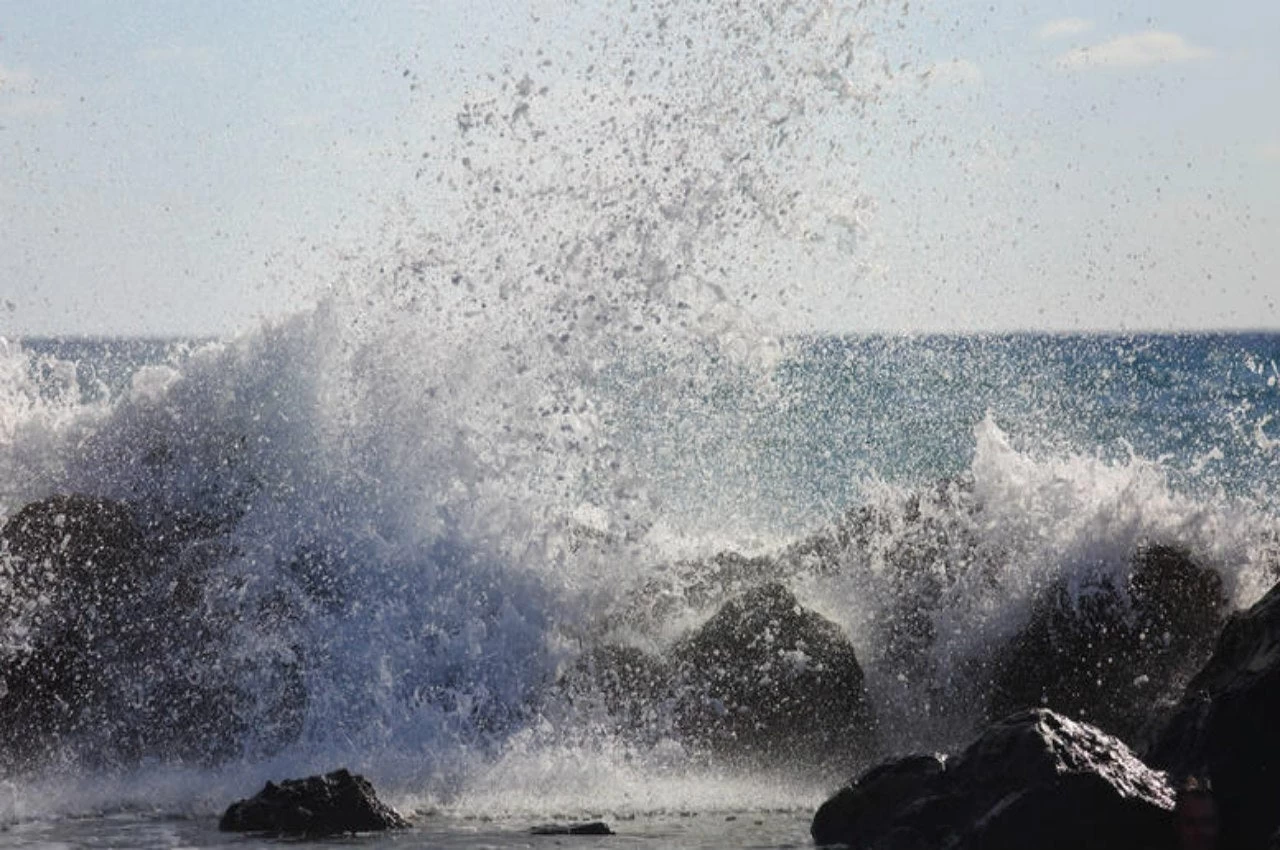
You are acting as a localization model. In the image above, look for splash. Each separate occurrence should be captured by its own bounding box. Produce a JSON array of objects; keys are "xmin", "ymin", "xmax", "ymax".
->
[{"xmin": 2, "ymin": 0, "xmax": 1280, "ymax": 828}]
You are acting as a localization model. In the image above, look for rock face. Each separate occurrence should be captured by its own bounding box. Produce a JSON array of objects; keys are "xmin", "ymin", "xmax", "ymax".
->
[
  {"xmin": 989, "ymin": 545, "xmax": 1226, "ymax": 743},
  {"xmin": 219, "ymin": 769, "xmax": 409, "ymax": 836},
  {"xmin": 670, "ymin": 582, "xmax": 876, "ymax": 767},
  {"xmin": 1146, "ymin": 579, "xmax": 1280, "ymax": 850},
  {"xmin": 0, "ymin": 496, "xmax": 158, "ymax": 765},
  {"xmin": 0, "ymin": 494, "xmax": 306, "ymax": 769},
  {"xmin": 812, "ymin": 709, "xmax": 1175, "ymax": 850}
]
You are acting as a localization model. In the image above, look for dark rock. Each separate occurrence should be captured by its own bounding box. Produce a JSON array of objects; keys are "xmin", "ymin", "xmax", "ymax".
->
[
  {"xmin": 557, "ymin": 643, "xmax": 673, "ymax": 738},
  {"xmin": 1147, "ymin": 579, "xmax": 1280, "ymax": 850},
  {"xmin": 219, "ymin": 768, "xmax": 408, "ymax": 836},
  {"xmin": 989, "ymin": 545, "xmax": 1226, "ymax": 743},
  {"xmin": 615, "ymin": 550, "xmax": 781, "ymax": 632},
  {"xmin": 669, "ymin": 581, "xmax": 876, "ymax": 768},
  {"xmin": 812, "ymin": 709, "xmax": 1174, "ymax": 850},
  {"xmin": 0, "ymin": 495, "xmax": 155, "ymax": 765},
  {"xmin": 2, "ymin": 494, "xmax": 149, "ymax": 585},
  {"xmin": 811, "ymin": 754, "xmax": 946, "ymax": 847},
  {"xmin": 555, "ymin": 582, "xmax": 876, "ymax": 771},
  {"xmin": 0, "ymin": 494, "xmax": 307, "ymax": 770},
  {"xmin": 790, "ymin": 478, "xmax": 1004, "ymax": 749},
  {"xmin": 1, "ymin": 494, "xmax": 153, "ymax": 644},
  {"xmin": 530, "ymin": 821, "xmax": 615, "ymax": 835}
]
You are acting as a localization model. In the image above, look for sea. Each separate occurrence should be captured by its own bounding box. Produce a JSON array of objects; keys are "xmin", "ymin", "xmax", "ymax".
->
[
  {"xmin": 3, "ymin": 2, "xmax": 1278, "ymax": 847},
  {"xmin": 1, "ymin": 331, "xmax": 1278, "ymax": 848}
]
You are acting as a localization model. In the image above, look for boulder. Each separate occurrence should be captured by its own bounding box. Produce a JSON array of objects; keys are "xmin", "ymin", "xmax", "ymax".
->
[
  {"xmin": 0, "ymin": 495, "xmax": 155, "ymax": 765},
  {"xmin": 2, "ymin": 494, "xmax": 149, "ymax": 584},
  {"xmin": 811, "ymin": 754, "xmax": 947, "ymax": 848},
  {"xmin": 669, "ymin": 582, "xmax": 876, "ymax": 768},
  {"xmin": 614, "ymin": 550, "xmax": 782, "ymax": 632},
  {"xmin": 555, "ymin": 582, "xmax": 876, "ymax": 771},
  {"xmin": 557, "ymin": 643, "xmax": 673, "ymax": 737},
  {"xmin": 1147, "ymin": 579, "xmax": 1280, "ymax": 850},
  {"xmin": 812, "ymin": 709, "xmax": 1175, "ymax": 850},
  {"xmin": 989, "ymin": 545, "xmax": 1226, "ymax": 743},
  {"xmin": 219, "ymin": 768, "xmax": 408, "ymax": 836},
  {"xmin": 0, "ymin": 494, "xmax": 307, "ymax": 769}
]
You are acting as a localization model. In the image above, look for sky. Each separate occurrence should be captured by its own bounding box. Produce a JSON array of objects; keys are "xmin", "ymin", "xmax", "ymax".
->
[{"xmin": 0, "ymin": 0, "xmax": 1277, "ymax": 336}]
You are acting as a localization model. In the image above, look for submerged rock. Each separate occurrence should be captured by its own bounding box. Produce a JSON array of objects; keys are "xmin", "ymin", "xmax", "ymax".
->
[
  {"xmin": 530, "ymin": 821, "xmax": 615, "ymax": 835},
  {"xmin": 219, "ymin": 768, "xmax": 409, "ymax": 836},
  {"xmin": 989, "ymin": 545, "xmax": 1226, "ymax": 743},
  {"xmin": 812, "ymin": 709, "xmax": 1174, "ymax": 850},
  {"xmin": 670, "ymin": 581, "xmax": 876, "ymax": 768},
  {"xmin": 1147, "ymin": 579, "xmax": 1280, "ymax": 850}
]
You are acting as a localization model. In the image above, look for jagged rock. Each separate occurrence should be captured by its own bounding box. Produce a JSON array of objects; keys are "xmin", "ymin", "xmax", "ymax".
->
[
  {"xmin": 1147, "ymin": 579, "xmax": 1280, "ymax": 850},
  {"xmin": 219, "ymin": 769, "xmax": 408, "ymax": 836},
  {"xmin": 670, "ymin": 581, "xmax": 876, "ymax": 768},
  {"xmin": 530, "ymin": 821, "xmax": 615, "ymax": 835},
  {"xmin": 812, "ymin": 709, "xmax": 1175, "ymax": 850},
  {"xmin": 989, "ymin": 545, "xmax": 1226, "ymax": 743}
]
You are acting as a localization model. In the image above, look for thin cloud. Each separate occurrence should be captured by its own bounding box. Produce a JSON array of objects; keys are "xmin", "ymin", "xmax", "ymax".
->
[
  {"xmin": 1260, "ymin": 143, "xmax": 1280, "ymax": 164},
  {"xmin": 1037, "ymin": 18, "xmax": 1094, "ymax": 40},
  {"xmin": 1058, "ymin": 31, "xmax": 1213, "ymax": 69}
]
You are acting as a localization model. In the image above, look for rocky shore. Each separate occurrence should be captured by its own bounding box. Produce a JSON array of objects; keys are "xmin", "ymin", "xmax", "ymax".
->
[
  {"xmin": 3, "ymin": 486, "xmax": 1278, "ymax": 847},
  {"xmin": 813, "ymin": 577, "xmax": 1280, "ymax": 849}
]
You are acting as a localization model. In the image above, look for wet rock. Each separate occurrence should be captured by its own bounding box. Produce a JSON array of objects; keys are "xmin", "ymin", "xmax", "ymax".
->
[
  {"xmin": 812, "ymin": 709, "xmax": 1175, "ymax": 850},
  {"xmin": 811, "ymin": 754, "xmax": 947, "ymax": 848},
  {"xmin": 2, "ymin": 494, "xmax": 149, "ymax": 585},
  {"xmin": 530, "ymin": 821, "xmax": 615, "ymax": 835},
  {"xmin": 0, "ymin": 494, "xmax": 307, "ymax": 770},
  {"xmin": 670, "ymin": 581, "xmax": 876, "ymax": 768},
  {"xmin": 791, "ymin": 478, "xmax": 1003, "ymax": 743},
  {"xmin": 219, "ymin": 768, "xmax": 409, "ymax": 836},
  {"xmin": 0, "ymin": 495, "xmax": 155, "ymax": 765},
  {"xmin": 616, "ymin": 550, "xmax": 781, "ymax": 632},
  {"xmin": 1147, "ymin": 578, "xmax": 1280, "ymax": 850},
  {"xmin": 557, "ymin": 643, "xmax": 673, "ymax": 737},
  {"xmin": 989, "ymin": 545, "xmax": 1226, "ymax": 743}
]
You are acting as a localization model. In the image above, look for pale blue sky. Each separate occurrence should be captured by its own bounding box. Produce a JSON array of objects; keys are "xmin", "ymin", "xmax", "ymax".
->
[{"xmin": 1, "ymin": 0, "xmax": 1277, "ymax": 336}]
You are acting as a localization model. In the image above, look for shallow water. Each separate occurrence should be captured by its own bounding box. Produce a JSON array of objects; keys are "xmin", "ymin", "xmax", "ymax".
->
[{"xmin": 0, "ymin": 807, "xmax": 813, "ymax": 850}]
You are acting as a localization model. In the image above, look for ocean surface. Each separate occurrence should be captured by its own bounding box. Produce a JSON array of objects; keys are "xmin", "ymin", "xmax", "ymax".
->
[{"xmin": 2, "ymin": 331, "xmax": 1279, "ymax": 848}]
